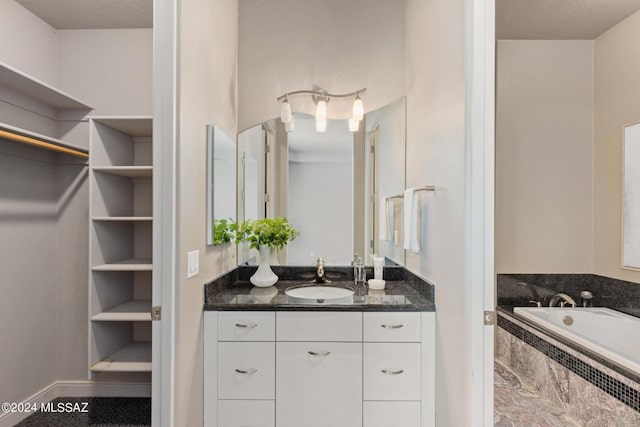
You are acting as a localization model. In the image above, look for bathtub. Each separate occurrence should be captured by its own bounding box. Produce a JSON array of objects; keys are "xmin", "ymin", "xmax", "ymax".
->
[{"xmin": 513, "ymin": 307, "xmax": 640, "ymax": 375}]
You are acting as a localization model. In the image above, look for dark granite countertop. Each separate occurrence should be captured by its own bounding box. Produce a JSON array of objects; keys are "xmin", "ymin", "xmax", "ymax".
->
[{"xmin": 204, "ymin": 266, "xmax": 436, "ymax": 312}]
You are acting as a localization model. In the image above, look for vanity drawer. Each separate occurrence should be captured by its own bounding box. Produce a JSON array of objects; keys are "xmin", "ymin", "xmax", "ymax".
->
[
  {"xmin": 218, "ymin": 342, "xmax": 275, "ymax": 399},
  {"xmin": 218, "ymin": 311, "xmax": 275, "ymax": 341},
  {"xmin": 363, "ymin": 343, "xmax": 421, "ymax": 401},
  {"xmin": 276, "ymin": 312, "xmax": 362, "ymax": 341},
  {"xmin": 364, "ymin": 312, "xmax": 421, "ymax": 342},
  {"xmin": 218, "ymin": 400, "xmax": 274, "ymax": 427},
  {"xmin": 363, "ymin": 401, "xmax": 421, "ymax": 427}
]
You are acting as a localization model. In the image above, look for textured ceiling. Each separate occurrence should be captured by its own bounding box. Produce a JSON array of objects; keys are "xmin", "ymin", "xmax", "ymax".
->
[
  {"xmin": 15, "ymin": 0, "xmax": 152, "ymax": 29},
  {"xmin": 497, "ymin": 0, "xmax": 640, "ymax": 39}
]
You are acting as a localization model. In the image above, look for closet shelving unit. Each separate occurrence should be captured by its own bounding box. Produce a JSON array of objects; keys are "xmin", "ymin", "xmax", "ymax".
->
[
  {"xmin": 0, "ymin": 61, "xmax": 91, "ymax": 158},
  {"xmin": 88, "ymin": 116, "xmax": 154, "ymax": 375}
]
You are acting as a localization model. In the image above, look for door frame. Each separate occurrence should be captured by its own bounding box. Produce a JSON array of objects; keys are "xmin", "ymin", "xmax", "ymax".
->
[
  {"xmin": 466, "ymin": 0, "xmax": 495, "ymax": 425},
  {"xmin": 152, "ymin": 0, "xmax": 178, "ymax": 425}
]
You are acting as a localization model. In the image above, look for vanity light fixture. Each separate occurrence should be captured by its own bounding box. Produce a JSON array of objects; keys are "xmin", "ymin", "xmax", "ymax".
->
[
  {"xmin": 315, "ymin": 117, "xmax": 327, "ymax": 132},
  {"xmin": 352, "ymin": 93, "xmax": 364, "ymax": 121},
  {"xmin": 348, "ymin": 118, "xmax": 359, "ymax": 132},
  {"xmin": 276, "ymin": 88, "xmax": 366, "ymax": 133},
  {"xmin": 280, "ymin": 95, "xmax": 292, "ymax": 124},
  {"xmin": 285, "ymin": 118, "xmax": 295, "ymax": 133}
]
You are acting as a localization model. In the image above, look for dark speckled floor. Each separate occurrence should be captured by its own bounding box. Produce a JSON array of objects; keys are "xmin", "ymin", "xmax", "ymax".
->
[{"xmin": 15, "ymin": 397, "xmax": 150, "ymax": 427}]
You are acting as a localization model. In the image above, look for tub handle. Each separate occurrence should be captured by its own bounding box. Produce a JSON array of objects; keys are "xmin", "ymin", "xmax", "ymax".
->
[{"xmin": 529, "ymin": 300, "xmax": 542, "ymax": 308}]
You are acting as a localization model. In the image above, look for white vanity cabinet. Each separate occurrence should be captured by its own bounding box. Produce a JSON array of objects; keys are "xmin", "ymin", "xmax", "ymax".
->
[
  {"xmin": 204, "ymin": 310, "xmax": 435, "ymax": 427},
  {"xmin": 276, "ymin": 312, "xmax": 363, "ymax": 427}
]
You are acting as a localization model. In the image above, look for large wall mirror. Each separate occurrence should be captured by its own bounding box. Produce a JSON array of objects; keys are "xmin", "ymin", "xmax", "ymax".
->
[
  {"xmin": 237, "ymin": 97, "xmax": 406, "ymax": 266},
  {"xmin": 623, "ymin": 121, "xmax": 640, "ymax": 269},
  {"xmin": 207, "ymin": 124, "xmax": 237, "ymax": 245}
]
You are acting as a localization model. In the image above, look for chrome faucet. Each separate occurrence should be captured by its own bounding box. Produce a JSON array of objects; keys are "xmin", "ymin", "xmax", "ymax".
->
[
  {"xmin": 311, "ymin": 257, "xmax": 331, "ymax": 284},
  {"xmin": 549, "ymin": 293, "xmax": 577, "ymax": 308}
]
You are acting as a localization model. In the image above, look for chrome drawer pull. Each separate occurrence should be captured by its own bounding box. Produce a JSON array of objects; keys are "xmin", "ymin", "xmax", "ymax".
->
[
  {"xmin": 235, "ymin": 368, "xmax": 258, "ymax": 374},
  {"xmin": 381, "ymin": 369, "xmax": 404, "ymax": 375},
  {"xmin": 235, "ymin": 322, "xmax": 258, "ymax": 328},
  {"xmin": 381, "ymin": 324, "xmax": 404, "ymax": 329},
  {"xmin": 308, "ymin": 351, "xmax": 331, "ymax": 357}
]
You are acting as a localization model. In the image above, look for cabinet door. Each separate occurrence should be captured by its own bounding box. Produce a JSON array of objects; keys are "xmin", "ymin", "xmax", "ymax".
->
[
  {"xmin": 218, "ymin": 342, "xmax": 275, "ymax": 399},
  {"xmin": 363, "ymin": 401, "xmax": 421, "ymax": 427},
  {"xmin": 218, "ymin": 311, "xmax": 275, "ymax": 341},
  {"xmin": 218, "ymin": 400, "xmax": 274, "ymax": 427},
  {"xmin": 364, "ymin": 312, "xmax": 421, "ymax": 342},
  {"xmin": 276, "ymin": 342, "xmax": 362, "ymax": 427},
  {"xmin": 277, "ymin": 312, "xmax": 362, "ymax": 341},
  {"xmin": 364, "ymin": 343, "xmax": 421, "ymax": 401}
]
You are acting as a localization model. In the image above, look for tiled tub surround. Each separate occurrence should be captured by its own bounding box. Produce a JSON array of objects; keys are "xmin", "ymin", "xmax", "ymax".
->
[
  {"xmin": 497, "ymin": 273, "xmax": 640, "ymax": 317},
  {"xmin": 204, "ymin": 265, "xmax": 435, "ymax": 311},
  {"xmin": 497, "ymin": 309, "xmax": 640, "ymax": 426},
  {"xmin": 496, "ymin": 274, "xmax": 640, "ymax": 424}
]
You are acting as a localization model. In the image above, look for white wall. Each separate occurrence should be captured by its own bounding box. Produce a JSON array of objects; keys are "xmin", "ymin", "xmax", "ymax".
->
[
  {"xmin": 496, "ymin": 40, "xmax": 594, "ymax": 273},
  {"xmin": 594, "ymin": 10, "xmax": 640, "ymax": 284},
  {"xmin": 404, "ymin": 0, "xmax": 468, "ymax": 425},
  {"xmin": 0, "ymin": 0, "xmax": 57, "ymax": 85},
  {"xmin": 0, "ymin": 145, "xmax": 58, "ymax": 407},
  {"xmin": 57, "ymin": 29, "xmax": 153, "ymax": 117},
  {"xmin": 237, "ymin": 0, "xmax": 405, "ymax": 131},
  {"xmin": 175, "ymin": 0, "xmax": 238, "ymax": 425}
]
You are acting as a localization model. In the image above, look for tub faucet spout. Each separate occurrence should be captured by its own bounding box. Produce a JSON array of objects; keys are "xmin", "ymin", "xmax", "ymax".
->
[{"xmin": 549, "ymin": 293, "xmax": 577, "ymax": 308}]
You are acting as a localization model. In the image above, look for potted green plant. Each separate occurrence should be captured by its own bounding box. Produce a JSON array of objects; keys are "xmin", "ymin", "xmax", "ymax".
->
[
  {"xmin": 212, "ymin": 218, "xmax": 233, "ymax": 245},
  {"xmin": 238, "ymin": 217, "xmax": 299, "ymax": 287}
]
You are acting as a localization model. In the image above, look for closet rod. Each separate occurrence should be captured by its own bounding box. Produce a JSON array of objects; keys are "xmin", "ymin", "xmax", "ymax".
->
[
  {"xmin": 0, "ymin": 129, "xmax": 88, "ymax": 159},
  {"xmin": 386, "ymin": 186, "xmax": 435, "ymax": 201}
]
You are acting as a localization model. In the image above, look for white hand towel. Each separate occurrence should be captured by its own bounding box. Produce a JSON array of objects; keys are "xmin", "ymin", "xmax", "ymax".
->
[
  {"xmin": 379, "ymin": 197, "xmax": 389, "ymax": 241},
  {"xmin": 403, "ymin": 188, "xmax": 421, "ymax": 253}
]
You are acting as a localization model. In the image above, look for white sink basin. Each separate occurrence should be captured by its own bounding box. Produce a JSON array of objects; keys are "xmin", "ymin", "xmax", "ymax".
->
[{"xmin": 285, "ymin": 285, "xmax": 354, "ymax": 301}]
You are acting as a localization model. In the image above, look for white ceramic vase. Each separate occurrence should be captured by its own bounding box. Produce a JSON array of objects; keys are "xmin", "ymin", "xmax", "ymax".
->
[
  {"xmin": 268, "ymin": 246, "xmax": 280, "ymax": 266},
  {"xmin": 250, "ymin": 245, "xmax": 278, "ymax": 287}
]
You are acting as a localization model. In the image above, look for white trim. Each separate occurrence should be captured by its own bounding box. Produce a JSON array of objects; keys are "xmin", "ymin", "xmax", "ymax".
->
[
  {"xmin": 0, "ymin": 381, "xmax": 151, "ymax": 427},
  {"xmin": 153, "ymin": 0, "xmax": 179, "ymax": 426},
  {"xmin": 465, "ymin": 0, "xmax": 495, "ymax": 425}
]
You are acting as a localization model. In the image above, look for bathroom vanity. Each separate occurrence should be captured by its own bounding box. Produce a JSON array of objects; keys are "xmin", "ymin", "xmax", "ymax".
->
[{"xmin": 203, "ymin": 267, "xmax": 435, "ymax": 427}]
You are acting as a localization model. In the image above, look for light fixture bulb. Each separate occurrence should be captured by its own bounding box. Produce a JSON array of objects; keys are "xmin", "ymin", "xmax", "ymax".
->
[
  {"xmin": 348, "ymin": 118, "xmax": 359, "ymax": 132},
  {"xmin": 285, "ymin": 117, "xmax": 295, "ymax": 133},
  {"xmin": 315, "ymin": 99, "xmax": 327, "ymax": 121},
  {"xmin": 315, "ymin": 117, "xmax": 327, "ymax": 132},
  {"xmin": 352, "ymin": 95, "xmax": 364, "ymax": 121},
  {"xmin": 280, "ymin": 99, "xmax": 292, "ymax": 124}
]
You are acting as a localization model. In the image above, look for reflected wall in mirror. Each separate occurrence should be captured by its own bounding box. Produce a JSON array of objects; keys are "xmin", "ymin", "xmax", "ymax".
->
[
  {"xmin": 207, "ymin": 124, "xmax": 236, "ymax": 245},
  {"xmin": 623, "ymin": 121, "xmax": 640, "ymax": 269},
  {"xmin": 237, "ymin": 97, "xmax": 406, "ymax": 266}
]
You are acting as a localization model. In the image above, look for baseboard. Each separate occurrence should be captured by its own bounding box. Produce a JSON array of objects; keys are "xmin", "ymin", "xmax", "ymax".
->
[
  {"xmin": 0, "ymin": 382, "xmax": 57, "ymax": 427},
  {"xmin": 0, "ymin": 380, "xmax": 151, "ymax": 427}
]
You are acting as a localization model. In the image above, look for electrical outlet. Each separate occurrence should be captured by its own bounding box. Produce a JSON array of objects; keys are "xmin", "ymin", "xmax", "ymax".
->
[{"xmin": 187, "ymin": 250, "xmax": 199, "ymax": 279}]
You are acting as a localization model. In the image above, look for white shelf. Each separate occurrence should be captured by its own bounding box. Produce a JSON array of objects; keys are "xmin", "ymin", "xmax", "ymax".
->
[
  {"xmin": 91, "ymin": 258, "xmax": 152, "ymax": 271},
  {"xmin": 93, "ymin": 166, "xmax": 153, "ymax": 178},
  {"xmin": 0, "ymin": 60, "xmax": 92, "ymax": 110},
  {"xmin": 92, "ymin": 216, "xmax": 153, "ymax": 222},
  {"xmin": 90, "ymin": 116, "xmax": 153, "ymax": 137},
  {"xmin": 91, "ymin": 300, "xmax": 152, "ymax": 321},
  {"xmin": 90, "ymin": 342, "xmax": 152, "ymax": 372},
  {"xmin": 0, "ymin": 122, "xmax": 89, "ymax": 157}
]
